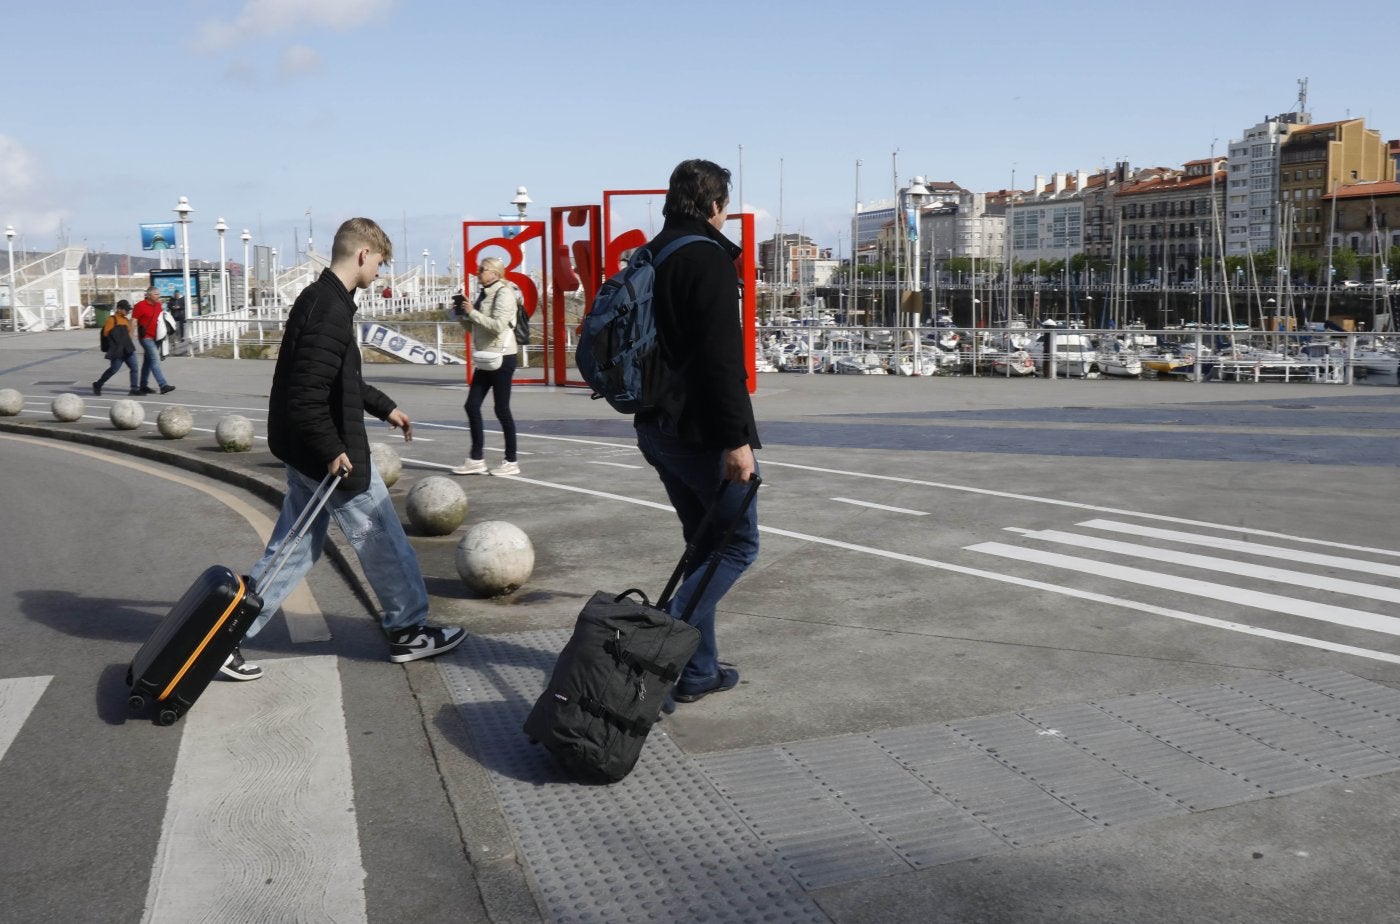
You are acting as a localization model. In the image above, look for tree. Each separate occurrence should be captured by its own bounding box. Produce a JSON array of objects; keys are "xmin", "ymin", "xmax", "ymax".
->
[
  {"xmin": 1290, "ymin": 252, "xmax": 1321, "ymax": 284},
  {"xmin": 1329, "ymin": 247, "xmax": 1359, "ymax": 283}
]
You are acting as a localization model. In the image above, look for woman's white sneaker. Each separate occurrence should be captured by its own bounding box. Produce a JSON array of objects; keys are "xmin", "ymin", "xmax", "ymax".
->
[
  {"xmin": 451, "ymin": 458, "xmax": 488, "ymax": 475},
  {"xmin": 490, "ymin": 460, "xmax": 520, "ymax": 476}
]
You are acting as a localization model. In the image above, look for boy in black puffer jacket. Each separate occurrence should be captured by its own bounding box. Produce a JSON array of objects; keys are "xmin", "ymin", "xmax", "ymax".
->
[{"xmin": 226, "ymin": 218, "xmax": 465, "ymax": 681}]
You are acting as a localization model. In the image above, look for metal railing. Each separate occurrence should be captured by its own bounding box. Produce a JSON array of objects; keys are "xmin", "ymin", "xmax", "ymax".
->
[{"xmin": 757, "ymin": 323, "xmax": 1398, "ymax": 385}]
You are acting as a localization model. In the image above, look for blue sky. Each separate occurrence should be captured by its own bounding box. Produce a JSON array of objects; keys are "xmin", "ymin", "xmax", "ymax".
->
[{"xmin": 4, "ymin": 0, "xmax": 1398, "ymax": 267}]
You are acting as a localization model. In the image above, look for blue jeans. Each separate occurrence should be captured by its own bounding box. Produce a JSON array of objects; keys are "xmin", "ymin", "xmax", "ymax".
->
[
  {"xmin": 635, "ymin": 420, "xmax": 760, "ymax": 689},
  {"xmin": 138, "ymin": 338, "xmax": 168, "ymax": 389},
  {"xmin": 244, "ymin": 464, "xmax": 430, "ymax": 638},
  {"xmin": 97, "ymin": 353, "xmax": 138, "ymax": 390}
]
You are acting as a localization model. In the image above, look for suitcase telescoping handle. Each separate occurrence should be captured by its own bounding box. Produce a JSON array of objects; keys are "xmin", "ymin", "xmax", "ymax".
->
[
  {"xmin": 656, "ymin": 475, "xmax": 761, "ymax": 621},
  {"xmin": 253, "ymin": 468, "xmax": 346, "ymax": 595}
]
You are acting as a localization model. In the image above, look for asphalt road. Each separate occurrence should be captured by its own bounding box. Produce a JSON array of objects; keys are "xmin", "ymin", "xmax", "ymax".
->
[{"xmin": 0, "ymin": 435, "xmax": 486, "ymax": 924}]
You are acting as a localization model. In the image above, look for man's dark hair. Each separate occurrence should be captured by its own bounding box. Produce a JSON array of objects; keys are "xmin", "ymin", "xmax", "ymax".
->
[{"xmin": 663, "ymin": 159, "xmax": 731, "ymax": 222}]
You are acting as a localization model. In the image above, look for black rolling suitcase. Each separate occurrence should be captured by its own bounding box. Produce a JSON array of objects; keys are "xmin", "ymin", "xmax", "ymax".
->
[
  {"xmin": 524, "ymin": 477, "xmax": 761, "ymax": 783},
  {"xmin": 126, "ymin": 471, "xmax": 342, "ymax": 725}
]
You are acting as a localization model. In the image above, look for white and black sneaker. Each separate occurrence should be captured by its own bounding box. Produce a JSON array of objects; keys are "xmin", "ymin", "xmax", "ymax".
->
[
  {"xmin": 388, "ymin": 624, "xmax": 466, "ymax": 663},
  {"xmin": 219, "ymin": 646, "xmax": 263, "ymax": 681}
]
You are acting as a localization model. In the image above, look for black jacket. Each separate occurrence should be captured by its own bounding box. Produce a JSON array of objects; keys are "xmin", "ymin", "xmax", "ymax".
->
[
  {"xmin": 267, "ymin": 269, "xmax": 396, "ymax": 494},
  {"xmin": 641, "ymin": 216, "xmax": 761, "ymax": 450}
]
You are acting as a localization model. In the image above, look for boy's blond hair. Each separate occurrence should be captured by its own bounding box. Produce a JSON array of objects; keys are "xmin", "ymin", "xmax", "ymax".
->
[{"xmin": 331, "ymin": 217, "xmax": 394, "ymax": 264}]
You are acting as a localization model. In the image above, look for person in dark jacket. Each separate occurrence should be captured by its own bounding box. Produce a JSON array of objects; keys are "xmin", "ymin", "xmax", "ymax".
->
[
  {"xmin": 636, "ymin": 158, "xmax": 760, "ymax": 708},
  {"xmin": 92, "ymin": 300, "xmax": 139, "ymax": 396},
  {"xmin": 227, "ymin": 217, "xmax": 464, "ymax": 681}
]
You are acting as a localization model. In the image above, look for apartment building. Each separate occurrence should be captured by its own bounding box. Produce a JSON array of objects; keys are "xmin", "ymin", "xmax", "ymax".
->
[
  {"xmin": 1116, "ymin": 157, "xmax": 1226, "ymax": 284},
  {"xmin": 1225, "ymin": 111, "xmax": 1309, "ymax": 257},
  {"xmin": 1322, "ymin": 181, "xmax": 1400, "ymax": 276},
  {"xmin": 1279, "ymin": 117, "xmax": 1390, "ymax": 261},
  {"xmin": 1009, "ymin": 171, "xmax": 1088, "ymax": 266}
]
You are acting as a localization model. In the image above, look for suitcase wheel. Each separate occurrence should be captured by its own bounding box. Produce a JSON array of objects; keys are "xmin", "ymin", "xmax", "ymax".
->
[
  {"xmin": 157, "ymin": 708, "xmax": 181, "ymax": 726},
  {"xmin": 127, "ymin": 694, "xmax": 146, "ymax": 713}
]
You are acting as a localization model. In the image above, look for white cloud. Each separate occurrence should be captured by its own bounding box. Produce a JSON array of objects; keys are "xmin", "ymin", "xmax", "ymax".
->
[
  {"xmin": 0, "ymin": 134, "xmax": 38, "ymax": 195},
  {"xmin": 200, "ymin": 0, "xmax": 395, "ymax": 50},
  {"xmin": 0, "ymin": 134, "xmax": 69, "ymax": 239},
  {"xmin": 280, "ymin": 44, "xmax": 322, "ymax": 76}
]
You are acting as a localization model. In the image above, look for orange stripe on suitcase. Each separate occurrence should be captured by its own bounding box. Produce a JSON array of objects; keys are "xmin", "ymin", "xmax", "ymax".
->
[{"xmin": 157, "ymin": 576, "xmax": 247, "ymax": 702}]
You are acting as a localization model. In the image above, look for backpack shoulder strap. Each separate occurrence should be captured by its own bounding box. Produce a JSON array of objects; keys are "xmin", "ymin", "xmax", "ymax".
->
[{"xmin": 637, "ymin": 234, "xmax": 722, "ymax": 269}]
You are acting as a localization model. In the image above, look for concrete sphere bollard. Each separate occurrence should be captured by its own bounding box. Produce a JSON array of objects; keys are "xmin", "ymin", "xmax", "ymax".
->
[
  {"xmin": 215, "ymin": 414, "xmax": 255, "ymax": 452},
  {"xmin": 51, "ymin": 393, "xmax": 85, "ymax": 421},
  {"xmin": 157, "ymin": 405, "xmax": 194, "ymax": 439},
  {"xmin": 370, "ymin": 442, "xmax": 402, "ymax": 488},
  {"xmin": 109, "ymin": 398, "xmax": 145, "ymax": 430},
  {"xmin": 405, "ymin": 475, "xmax": 468, "ymax": 536},
  {"xmin": 0, "ymin": 388, "xmax": 23, "ymax": 416},
  {"xmin": 455, "ymin": 521, "xmax": 534, "ymax": 596}
]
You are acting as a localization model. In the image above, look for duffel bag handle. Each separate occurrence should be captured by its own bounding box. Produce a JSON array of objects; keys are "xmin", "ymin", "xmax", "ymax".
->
[{"xmin": 657, "ymin": 476, "xmax": 761, "ymax": 619}]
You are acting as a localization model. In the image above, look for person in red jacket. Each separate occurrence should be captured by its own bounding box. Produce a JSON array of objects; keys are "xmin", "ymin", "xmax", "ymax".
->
[{"xmin": 131, "ymin": 287, "xmax": 175, "ymax": 395}]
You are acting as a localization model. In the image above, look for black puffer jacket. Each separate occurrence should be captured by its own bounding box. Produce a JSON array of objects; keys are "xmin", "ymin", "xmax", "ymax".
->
[
  {"xmin": 267, "ymin": 269, "xmax": 396, "ymax": 494},
  {"xmin": 641, "ymin": 216, "xmax": 760, "ymax": 450}
]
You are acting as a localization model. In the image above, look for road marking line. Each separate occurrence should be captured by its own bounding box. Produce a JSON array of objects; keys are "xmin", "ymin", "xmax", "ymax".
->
[
  {"xmin": 587, "ymin": 460, "xmax": 644, "ymax": 469},
  {"xmin": 748, "ymin": 524, "xmax": 1400, "ymax": 665},
  {"xmin": 0, "ymin": 434, "xmax": 329, "ymax": 643},
  {"xmin": 0, "ymin": 676, "xmax": 52, "ymax": 764},
  {"xmin": 969, "ymin": 541, "xmax": 1400, "ymax": 637},
  {"xmin": 832, "ymin": 497, "xmax": 930, "ymax": 516},
  {"xmin": 1006, "ymin": 526, "xmax": 1400, "ymax": 605},
  {"xmin": 762, "ymin": 459, "xmax": 1400, "ymax": 559},
  {"xmin": 142, "ymin": 656, "xmax": 366, "ymax": 924},
  {"xmin": 473, "ymin": 469, "xmax": 1400, "ymax": 662},
  {"xmin": 1079, "ymin": 518, "xmax": 1400, "ymax": 578}
]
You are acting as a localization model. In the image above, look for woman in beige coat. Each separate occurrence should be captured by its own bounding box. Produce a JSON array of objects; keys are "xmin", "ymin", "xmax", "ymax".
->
[{"xmin": 451, "ymin": 257, "xmax": 520, "ymax": 475}]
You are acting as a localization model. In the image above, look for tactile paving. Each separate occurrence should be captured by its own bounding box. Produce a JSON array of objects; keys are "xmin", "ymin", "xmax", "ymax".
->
[
  {"xmin": 439, "ymin": 630, "xmax": 827, "ymax": 923},
  {"xmin": 442, "ymin": 635, "xmax": 1400, "ymax": 914}
]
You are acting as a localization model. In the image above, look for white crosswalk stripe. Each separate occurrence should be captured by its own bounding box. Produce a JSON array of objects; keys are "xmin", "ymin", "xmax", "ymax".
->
[
  {"xmin": 0, "ymin": 676, "xmax": 51, "ymax": 764},
  {"xmin": 968, "ymin": 518, "xmax": 1400, "ymax": 662},
  {"xmin": 142, "ymin": 656, "xmax": 366, "ymax": 924},
  {"xmin": 1004, "ymin": 526, "xmax": 1400, "ymax": 605}
]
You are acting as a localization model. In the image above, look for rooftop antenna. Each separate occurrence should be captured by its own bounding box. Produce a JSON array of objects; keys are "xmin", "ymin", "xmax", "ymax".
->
[{"xmin": 1296, "ymin": 77, "xmax": 1308, "ymax": 114}]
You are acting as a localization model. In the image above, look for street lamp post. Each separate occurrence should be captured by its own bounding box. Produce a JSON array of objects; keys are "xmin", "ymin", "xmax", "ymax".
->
[
  {"xmin": 903, "ymin": 176, "xmax": 930, "ymax": 373},
  {"xmin": 214, "ymin": 217, "xmax": 228, "ymax": 314},
  {"xmin": 240, "ymin": 229, "xmax": 251, "ymax": 311},
  {"xmin": 421, "ymin": 249, "xmax": 429, "ymax": 298},
  {"xmin": 173, "ymin": 196, "xmax": 193, "ymax": 336},
  {"xmin": 270, "ymin": 248, "xmax": 278, "ymax": 304},
  {"xmin": 4, "ymin": 225, "xmax": 14, "ymax": 332},
  {"xmin": 511, "ymin": 186, "xmax": 532, "ymax": 274}
]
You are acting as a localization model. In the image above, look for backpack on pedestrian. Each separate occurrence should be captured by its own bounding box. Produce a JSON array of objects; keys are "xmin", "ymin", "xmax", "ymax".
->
[
  {"xmin": 574, "ymin": 235, "xmax": 719, "ymax": 414},
  {"xmin": 513, "ymin": 300, "xmax": 531, "ymax": 345}
]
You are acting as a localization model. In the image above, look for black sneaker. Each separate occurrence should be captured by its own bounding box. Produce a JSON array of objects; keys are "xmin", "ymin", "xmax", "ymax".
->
[
  {"xmin": 128, "ymin": 389, "xmax": 142, "ymax": 396},
  {"xmin": 91, "ymin": 381, "xmax": 102, "ymax": 396},
  {"xmin": 159, "ymin": 384, "xmax": 176, "ymax": 395},
  {"xmin": 388, "ymin": 624, "xmax": 466, "ymax": 663},
  {"xmin": 219, "ymin": 646, "xmax": 263, "ymax": 681},
  {"xmin": 137, "ymin": 387, "xmax": 153, "ymax": 395}
]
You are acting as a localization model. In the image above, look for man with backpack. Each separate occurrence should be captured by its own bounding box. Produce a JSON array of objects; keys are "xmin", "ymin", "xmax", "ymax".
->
[{"xmin": 634, "ymin": 158, "xmax": 760, "ymax": 706}]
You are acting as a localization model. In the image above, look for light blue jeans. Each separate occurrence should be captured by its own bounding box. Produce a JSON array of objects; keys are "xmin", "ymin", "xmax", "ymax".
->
[
  {"xmin": 635, "ymin": 420, "xmax": 760, "ymax": 690},
  {"xmin": 138, "ymin": 338, "xmax": 168, "ymax": 389},
  {"xmin": 244, "ymin": 464, "xmax": 429, "ymax": 638}
]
